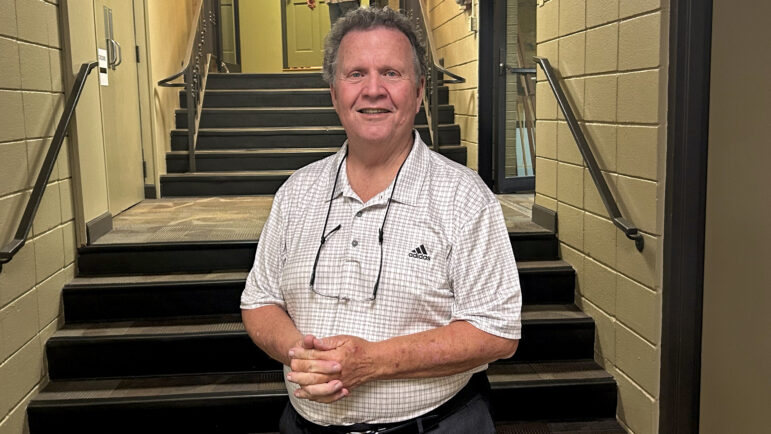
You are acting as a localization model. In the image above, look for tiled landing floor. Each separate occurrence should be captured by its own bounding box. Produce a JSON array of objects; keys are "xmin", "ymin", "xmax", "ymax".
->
[{"xmin": 94, "ymin": 194, "xmax": 544, "ymax": 245}]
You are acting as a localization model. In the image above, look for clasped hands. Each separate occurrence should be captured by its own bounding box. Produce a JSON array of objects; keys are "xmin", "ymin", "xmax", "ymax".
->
[{"xmin": 287, "ymin": 334, "xmax": 377, "ymax": 403}]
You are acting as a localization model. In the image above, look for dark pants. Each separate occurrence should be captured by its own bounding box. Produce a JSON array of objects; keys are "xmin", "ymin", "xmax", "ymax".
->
[
  {"xmin": 329, "ymin": 1, "xmax": 359, "ymax": 25},
  {"xmin": 278, "ymin": 376, "xmax": 496, "ymax": 433}
]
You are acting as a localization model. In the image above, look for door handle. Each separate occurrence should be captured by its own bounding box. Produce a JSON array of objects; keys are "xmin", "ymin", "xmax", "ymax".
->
[{"xmin": 108, "ymin": 39, "xmax": 122, "ymax": 69}]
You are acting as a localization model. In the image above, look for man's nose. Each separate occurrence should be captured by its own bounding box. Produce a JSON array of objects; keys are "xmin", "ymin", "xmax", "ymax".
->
[{"xmin": 361, "ymin": 74, "xmax": 386, "ymax": 97}]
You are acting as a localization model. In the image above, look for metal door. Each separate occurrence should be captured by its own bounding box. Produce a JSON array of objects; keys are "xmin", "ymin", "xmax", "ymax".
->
[{"xmin": 94, "ymin": 0, "xmax": 145, "ymax": 215}]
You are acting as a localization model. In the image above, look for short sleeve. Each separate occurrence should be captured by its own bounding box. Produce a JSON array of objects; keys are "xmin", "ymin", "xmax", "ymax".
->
[
  {"xmin": 448, "ymin": 201, "xmax": 522, "ymax": 339},
  {"xmin": 241, "ymin": 190, "xmax": 288, "ymax": 310}
]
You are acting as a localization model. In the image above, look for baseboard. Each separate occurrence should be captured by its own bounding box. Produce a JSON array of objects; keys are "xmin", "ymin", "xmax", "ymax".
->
[
  {"xmin": 86, "ymin": 212, "xmax": 113, "ymax": 244},
  {"xmin": 532, "ymin": 204, "xmax": 557, "ymax": 233},
  {"xmin": 144, "ymin": 184, "xmax": 157, "ymax": 199}
]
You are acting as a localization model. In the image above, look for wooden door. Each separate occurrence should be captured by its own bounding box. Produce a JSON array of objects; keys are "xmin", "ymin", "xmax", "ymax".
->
[
  {"xmin": 284, "ymin": 0, "xmax": 331, "ymax": 68},
  {"xmin": 94, "ymin": 0, "xmax": 144, "ymax": 215}
]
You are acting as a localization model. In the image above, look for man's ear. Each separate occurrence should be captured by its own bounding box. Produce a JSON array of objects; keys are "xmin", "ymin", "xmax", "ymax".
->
[
  {"xmin": 415, "ymin": 76, "xmax": 426, "ymax": 113},
  {"xmin": 330, "ymin": 84, "xmax": 338, "ymax": 109}
]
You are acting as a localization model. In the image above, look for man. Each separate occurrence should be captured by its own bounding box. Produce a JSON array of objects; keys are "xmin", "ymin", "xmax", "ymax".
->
[
  {"xmin": 242, "ymin": 7, "xmax": 521, "ymax": 433},
  {"xmin": 307, "ymin": 0, "xmax": 360, "ymax": 25}
]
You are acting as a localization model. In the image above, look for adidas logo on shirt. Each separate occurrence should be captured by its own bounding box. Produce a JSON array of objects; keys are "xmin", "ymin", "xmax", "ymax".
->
[{"xmin": 409, "ymin": 245, "xmax": 431, "ymax": 261}]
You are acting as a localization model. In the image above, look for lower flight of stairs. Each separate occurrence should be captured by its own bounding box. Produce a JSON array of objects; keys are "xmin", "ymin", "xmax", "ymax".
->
[
  {"xmin": 26, "ymin": 228, "xmax": 624, "ymax": 433},
  {"xmin": 161, "ymin": 73, "xmax": 467, "ymax": 197}
]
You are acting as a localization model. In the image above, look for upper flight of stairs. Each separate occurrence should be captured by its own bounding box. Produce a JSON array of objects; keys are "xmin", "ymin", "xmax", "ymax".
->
[
  {"xmin": 161, "ymin": 73, "xmax": 467, "ymax": 197},
  {"xmin": 26, "ymin": 227, "xmax": 623, "ymax": 433}
]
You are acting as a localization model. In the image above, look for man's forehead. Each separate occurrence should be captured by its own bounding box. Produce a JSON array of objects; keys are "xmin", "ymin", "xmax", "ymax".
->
[{"xmin": 340, "ymin": 26, "xmax": 411, "ymax": 49}]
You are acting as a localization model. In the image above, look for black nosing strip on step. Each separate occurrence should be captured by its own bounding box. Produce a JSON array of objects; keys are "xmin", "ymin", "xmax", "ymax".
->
[
  {"xmin": 80, "ymin": 240, "xmax": 257, "ymax": 251},
  {"xmin": 523, "ymin": 317, "xmax": 594, "ymax": 326},
  {"xmin": 490, "ymin": 377, "xmax": 614, "ymax": 390},
  {"xmin": 29, "ymin": 390, "xmax": 288, "ymax": 408},
  {"xmin": 64, "ymin": 278, "xmax": 246, "ymax": 290}
]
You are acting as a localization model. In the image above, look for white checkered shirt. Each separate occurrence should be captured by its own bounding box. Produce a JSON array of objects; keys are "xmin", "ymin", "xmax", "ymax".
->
[{"xmin": 241, "ymin": 132, "xmax": 522, "ymax": 425}]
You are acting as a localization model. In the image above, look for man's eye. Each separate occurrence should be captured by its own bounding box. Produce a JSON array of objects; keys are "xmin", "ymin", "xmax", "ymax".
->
[
  {"xmin": 384, "ymin": 71, "xmax": 400, "ymax": 78},
  {"xmin": 349, "ymin": 71, "xmax": 363, "ymax": 78}
]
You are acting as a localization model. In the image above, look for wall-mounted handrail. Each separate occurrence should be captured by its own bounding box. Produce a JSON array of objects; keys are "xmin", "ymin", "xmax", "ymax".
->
[
  {"xmin": 0, "ymin": 62, "xmax": 98, "ymax": 273},
  {"xmin": 535, "ymin": 57, "xmax": 644, "ymax": 251},
  {"xmin": 404, "ymin": 0, "xmax": 466, "ymax": 151},
  {"xmin": 157, "ymin": 0, "xmax": 222, "ymax": 172}
]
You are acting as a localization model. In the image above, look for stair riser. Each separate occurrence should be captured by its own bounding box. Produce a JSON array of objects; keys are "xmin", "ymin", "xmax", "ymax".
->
[
  {"xmin": 63, "ymin": 271, "xmax": 572, "ymax": 322},
  {"xmin": 62, "ymin": 281, "xmax": 245, "ymax": 323},
  {"xmin": 165, "ymin": 146, "xmax": 466, "ymax": 173},
  {"xmin": 170, "ymin": 125, "xmax": 461, "ymax": 150},
  {"xmin": 160, "ymin": 175, "xmax": 289, "ymax": 197},
  {"xmin": 207, "ymin": 74, "xmax": 328, "ymax": 89},
  {"xmin": 181, "ymin": 87, "xmax": 450, "ymax": 108},
  {"xmin": 510, "ymin": 234, "xmax": 560, "ymax": 262},
  {"xmin": 490, "ymin": 381, "xmax": 617, "ymax": 422},
  {"xmin": 46, "ymin": 321, "xmax": 593, "ymax": 380},
  {"xmin": 166, "ymin": 152, "xmax": 336, "ymax": 172},
  {"xmin": 28, "ymin": 395, "xmax": 288, "ymax": 434},
  {"xmin": 175, "ymin": 107, "xmax": 454, "ymax": 129},
  {"xmin": 518, "ymin": 270, "xmax": 575, "ymax": 304},
  {"xmin": 76, "ymin": 236, "xmax": 558, "ymax": 276},
  {"xmin": 27, "ymin": 380, "xmax": 615, "ymax": 433},
  {"xmin": 76, "ymin": 243, "xmax": 256, "ymax": 277}
]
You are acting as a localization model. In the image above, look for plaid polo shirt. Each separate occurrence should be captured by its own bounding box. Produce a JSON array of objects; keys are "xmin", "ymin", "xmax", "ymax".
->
[{"xmin": 241, "ymin": 132, "xmax": 522, "ymax": 425}]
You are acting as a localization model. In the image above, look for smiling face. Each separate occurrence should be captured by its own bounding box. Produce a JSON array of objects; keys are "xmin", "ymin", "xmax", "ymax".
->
[{"xmin": 330, "ymin": 27, "xmax": 425, "ymax": 150}]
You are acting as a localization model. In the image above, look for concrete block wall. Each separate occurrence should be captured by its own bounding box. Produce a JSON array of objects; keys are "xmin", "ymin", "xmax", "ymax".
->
[
  {"xmin": 534, "ymin": 0, "xmax": 667, "ymax": 432},
  {"xmin": 426, "ymin": 0, "xmax": 479, "ymax": 170},
  {"xmin": 0, "ymin": 0, "xmax": 75, "ymax": 432}
]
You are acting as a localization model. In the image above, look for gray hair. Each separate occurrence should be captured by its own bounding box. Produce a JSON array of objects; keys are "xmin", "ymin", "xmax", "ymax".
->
[{"xmin": 322, "ymin": 7, "xmax": 427, "ymax": 85}]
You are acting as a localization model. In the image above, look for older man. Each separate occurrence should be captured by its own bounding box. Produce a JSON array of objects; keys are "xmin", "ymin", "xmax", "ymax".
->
[{"xmin": 241, "ymin": 7, "xmax": 521, "ymax": 433}]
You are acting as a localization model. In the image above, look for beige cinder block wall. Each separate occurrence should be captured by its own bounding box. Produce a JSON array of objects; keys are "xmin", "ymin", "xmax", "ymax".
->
[
  {"xmin": 700, "ymin": 0, "xmax": 771, "ymax": 431},
  {"xmin": 426, "ymin": 0, "xmax": 480, "ymax": 170},
  {"xmin": 534, "ymin": 0, "xmax": 667, "ymax": 432},
  {"xmin": 0, "ymin": 0, "xmax": 77, "ymax": 432}
]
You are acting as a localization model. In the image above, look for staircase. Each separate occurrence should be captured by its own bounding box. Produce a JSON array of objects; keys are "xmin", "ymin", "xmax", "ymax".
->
[
  {"xmin": 26, "ymin": 224, "xmax": 623, "ymax": 432},
  {"xmin": 160, "ymin": 73, "xmax": 467, "ymax": 197}
]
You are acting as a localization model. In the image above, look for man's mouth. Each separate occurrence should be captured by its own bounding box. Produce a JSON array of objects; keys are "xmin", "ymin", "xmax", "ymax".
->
[{"xmin": 358, "ymin": 108, "xmax": 390, "ymax": 114}]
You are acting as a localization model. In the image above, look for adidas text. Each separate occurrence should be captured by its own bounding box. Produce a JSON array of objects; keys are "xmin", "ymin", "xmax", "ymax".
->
[{"xmin": 409, "ymin": 252, "xmax": 431, "ymax": 261}]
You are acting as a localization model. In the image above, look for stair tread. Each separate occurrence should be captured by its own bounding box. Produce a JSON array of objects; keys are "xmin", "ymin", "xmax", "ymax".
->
[
  {"xmin": 203, "ymin": 88, "xmax": 330, "ymax": 93},
  {"xmin": 53, "ymin": 305, "xmax": 587, "ymax": 339},
  {"xmin": 68, "ymin": 272, "xmax": 248, "ymax": 287},
  {"xmin": 161, "ymin": 170, "xmax": 294, "ymax": 178},
  {"xmin": 31, "ymin": 360, "xmax": 610, "ymax": 404},
  {"xmin": 168, "ymin": 147, "xmax": 340, "ymax": 155},
  {"xmin": 172, "ymin": 124, "xmax": 458, "ymax": 134},
  {"xmin": 516, "ymin": 260, "xmax": 572, "ymax": 272}
]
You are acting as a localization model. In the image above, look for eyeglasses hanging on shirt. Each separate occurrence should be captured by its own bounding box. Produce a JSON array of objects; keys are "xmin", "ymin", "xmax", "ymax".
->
[{"xmin": 309, "ymin": 148, "xmax": 407, "ymax": 302}]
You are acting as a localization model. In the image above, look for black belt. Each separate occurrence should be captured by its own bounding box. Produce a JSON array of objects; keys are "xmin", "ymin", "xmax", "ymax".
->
[{"xmin": 296, "ymin": 371, "xmax": 490, "ymax": 434}]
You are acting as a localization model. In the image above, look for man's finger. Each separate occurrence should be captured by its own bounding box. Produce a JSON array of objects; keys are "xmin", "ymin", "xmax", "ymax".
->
[
  {"xmin": 293, "ymin": 381, "xmax": 347, "ymax": 402},
  {"xmin": 312, "ymin": 336, "xmax": 341, "ymax": 351},
  {"xmin": 302, "ymin": 334, "xmax": 316, "ymax": 349},
  {"xmin": 286, "ymin": 371, "xmax": 339, "ymax": 387},
  {"xmin": 290, "ymin": 358, "xmax": 341, "ymax": 374}
]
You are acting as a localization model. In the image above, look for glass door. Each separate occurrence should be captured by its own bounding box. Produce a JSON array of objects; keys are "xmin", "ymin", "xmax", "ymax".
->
[{"xmin": 494, "ymin": 0, "xmax": 537, "ymax": 193}]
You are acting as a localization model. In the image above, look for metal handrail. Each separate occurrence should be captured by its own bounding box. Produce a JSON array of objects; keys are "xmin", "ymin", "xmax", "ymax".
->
[
  {"xmin": 157, "ymin": 0, "xmax": 222, "ymax": 172},
  {"xmin": 405, "ymin": 0, "xmax": 466, "ymax": 151},
  {"xmin": 0, "ymin": 62, "xmax": 99, "ymax": 273},
  {"xmin": 535, "ymin": 57, "xmax": 644, "ymax": 251}
]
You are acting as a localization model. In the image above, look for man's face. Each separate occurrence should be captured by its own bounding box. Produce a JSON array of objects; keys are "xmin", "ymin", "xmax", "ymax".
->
[{"xmin": 330, "ymin": 27, "xmax": 425, "ymax": 148}]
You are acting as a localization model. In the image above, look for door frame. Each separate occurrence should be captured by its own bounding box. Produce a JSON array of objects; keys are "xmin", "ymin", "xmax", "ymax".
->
[{"xmin": 659, "ymin": 0, "xmax": 713, "ymax": 432}]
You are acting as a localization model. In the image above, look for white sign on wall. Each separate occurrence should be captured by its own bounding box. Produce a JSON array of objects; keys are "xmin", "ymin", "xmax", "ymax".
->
[{"xmin": 98, "ymin": 48, "xmax": 109, "ymax": 86}]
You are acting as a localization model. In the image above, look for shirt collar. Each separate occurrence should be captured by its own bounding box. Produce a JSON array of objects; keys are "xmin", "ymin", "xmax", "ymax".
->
[{"xmin": 324, "ymin": 131, "xmax": 428, "ymax": 207}]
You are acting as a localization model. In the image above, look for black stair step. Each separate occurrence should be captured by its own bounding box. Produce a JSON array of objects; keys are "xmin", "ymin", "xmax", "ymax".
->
[
  {"xmin": 510, "ymin": 231, "xmax": 560, "ymax": 262},
  {"xmin": 166, "ymin": 148, "xmax": 338, "ymax": 172},
  {"xmin": 165, "ymin": 145, "xmax": 467, "ymax": 172},
  {"xmin": 181, "ymin": 86, "xmax": 450, "ymax": 108},
  {"xmin": 495, "ymin": 419, "xmax": 626, "ymax": 434},
  {"xmin": 170, "ymin": 124, "xmax": 461, "ymax": 149},
  {"xmin": 62, "ymin": 272, "xmax": 248, "ymax": 323},
  {"xmin": 488, "ymin": 361, "xmax": 617, "ymax": 422},
  {"xmin": 517, "ymin": 260, "xmax": 575, "ymax": 304},
  {"xmin": 62, "ymin": 259, "xmax": 573, "ymax": 322},
  {"xmin": 76, "ymin": 241, "xmax": 258, "ymax": 277},
  {"xmin": 46, "ymin": 305, "xmax": 592, "ymax": 380},
  {"xmin": 175, "ymin": 106, "xmax": 455, "ymax": 129},
  {"xmin": 206, "ymin": 72, "xmax": 328, "ymax": 89},
  {"xmin": 160, "ymin": 170, "xmax": 293, "ymax": 197},
  {"xmin": 76, "ymin": 231, "xmax": 559, "ymax": 276},
  {"xmin": 28, "ymin": 361, "xmax": 614, "ymax": 433}
]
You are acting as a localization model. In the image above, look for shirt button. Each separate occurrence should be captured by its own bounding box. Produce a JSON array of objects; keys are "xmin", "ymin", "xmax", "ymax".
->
[
  {"xmin": 356, "ymin": 211, "xmax": 363, "ymax": 217},
  {"xmin": 352, "ymin": 240, "xmax": 358, "ymax": 247}
]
